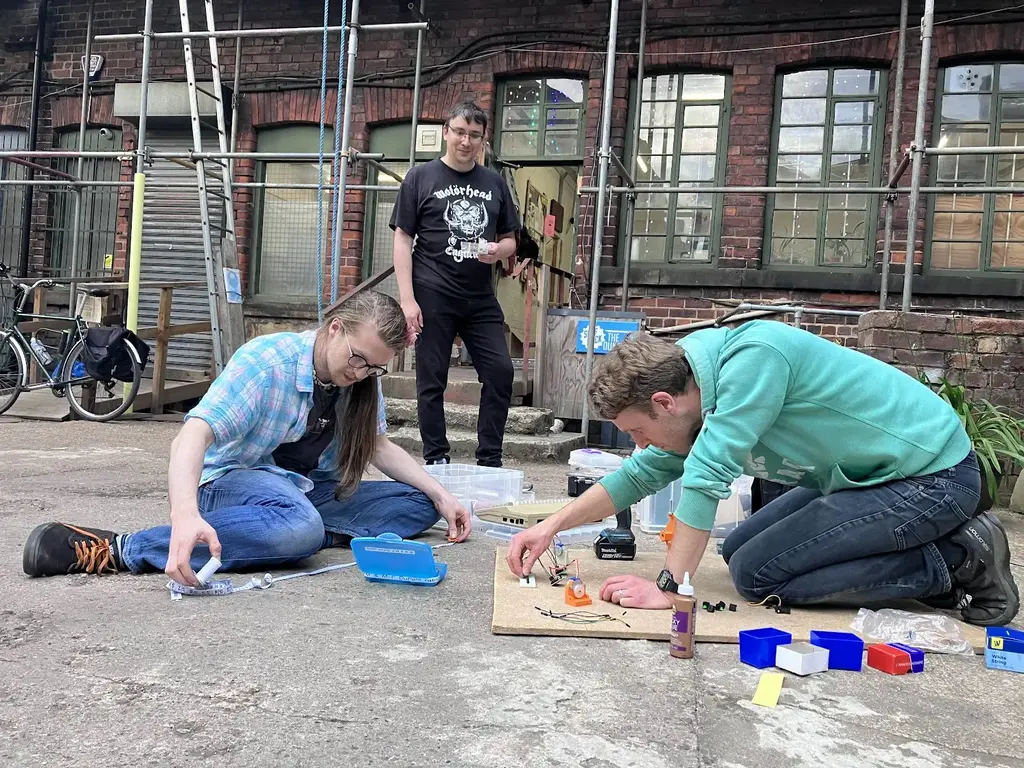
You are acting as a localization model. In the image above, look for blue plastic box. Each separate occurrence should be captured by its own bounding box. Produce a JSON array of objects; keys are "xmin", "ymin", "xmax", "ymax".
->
[
  {"xmin": 889, "ymin": 643, "xmax": 925, "ymax": 673},
  {"xmin": 739, "ymin": 627, "xmax": 793, "ymax": 668},
  {"xmin": 985, "ymin": 626, "xmax": 1024, "ymax": 674},
  {"xmin": 809, "ymin": 630, "xmax": 865, "ymax": 671},
  {"xmin": 350, "ymin": 533, "xmax": 448, "ymax": 586}
]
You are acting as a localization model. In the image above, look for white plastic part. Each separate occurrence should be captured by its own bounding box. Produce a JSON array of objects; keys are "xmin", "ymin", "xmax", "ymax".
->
[
  {"xmin": 679, "ymin": 571, "xmax": 694, "ymax": 596},
  {"xmin": 519, "ymin": 575, "xmax": 536, "ymax": 588},
  {"xmin": 775, "ymin": 642, "xmax": 830, "ymax": 676},
  {"xmin": 195, "ymin": 556, "xmax": 222, "ymax": 585},
  {"xmin": 568, "ymin": 448, "xmax": 624, "ymax": 473}
]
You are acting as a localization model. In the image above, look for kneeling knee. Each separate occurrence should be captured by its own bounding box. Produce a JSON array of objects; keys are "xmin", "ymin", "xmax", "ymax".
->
[
  {"xmin": 727, "ymin": 549, "xmax": 765, "ymax": 602},
  {"xmin": 275, "ymin": 504, "xmax": 326, "ymax": 560}
]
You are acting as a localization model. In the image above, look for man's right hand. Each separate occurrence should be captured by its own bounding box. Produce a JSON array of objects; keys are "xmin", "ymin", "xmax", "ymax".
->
[
  {"xmin": 506, "ymin": 522, "xmax": 556, "ymax": 578},
  {"xmin": 401, "ymin": 298, "xmax": 423, "ymax": 335},
  {"xmin": 166, "ymin": 511, "xmax": 222, "ymax": 587}
]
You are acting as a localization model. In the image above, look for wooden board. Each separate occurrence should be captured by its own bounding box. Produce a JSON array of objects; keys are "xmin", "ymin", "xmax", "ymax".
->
[{"xmin": 491, "ymin": 545, "xmax": 989, "ymax": 652}]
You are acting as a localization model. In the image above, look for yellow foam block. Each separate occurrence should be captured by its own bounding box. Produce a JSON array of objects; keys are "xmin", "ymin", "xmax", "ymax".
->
[{"xmin": 751, "ymin": 672, "xmax": 785, "ymax": 708}]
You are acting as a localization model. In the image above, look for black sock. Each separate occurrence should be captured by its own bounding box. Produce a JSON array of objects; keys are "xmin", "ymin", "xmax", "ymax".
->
[{"xmin": 936, "ymin": 539, "xmax": 967, "ymax": 571}]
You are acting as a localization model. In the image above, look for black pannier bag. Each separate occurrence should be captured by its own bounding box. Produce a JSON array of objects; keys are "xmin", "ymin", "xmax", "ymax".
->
[{"xmin": 80, "ymin": 327, "xmax": 150, "ymax": 382}]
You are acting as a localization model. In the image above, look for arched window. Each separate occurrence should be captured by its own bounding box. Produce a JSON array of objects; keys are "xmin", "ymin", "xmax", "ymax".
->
[
  {"xmin": 928, "ymin": 62, "xmax": 1024, "ymax": 272},
  {"xmin": 766, "ymin": 67, "xmax": 886, "ymax": 268}
]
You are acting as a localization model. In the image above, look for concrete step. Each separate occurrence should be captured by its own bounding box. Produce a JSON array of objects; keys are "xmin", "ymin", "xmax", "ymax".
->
[
  {"xmin": 380, "ymin": 369, "xmax": 529, "ymax": 407},
  {"xmin": 387, "ymin": 426, "xmax": 585, "ymax": 463},
  {"xmin": 386, "ymin": 398, "xmax": 553, "ymax": 436}
]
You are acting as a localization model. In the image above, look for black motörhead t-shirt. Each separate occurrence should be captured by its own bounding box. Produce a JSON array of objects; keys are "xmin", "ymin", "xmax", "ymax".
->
[{"xmin": 389, "ymin": 159, "xmax": 520, "ymax": 299}]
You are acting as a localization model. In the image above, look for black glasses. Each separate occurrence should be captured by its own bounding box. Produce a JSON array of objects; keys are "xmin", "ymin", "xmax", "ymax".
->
[{"xmin": 345, "ymin": 335, "xmax": 388, "ymax": 378}]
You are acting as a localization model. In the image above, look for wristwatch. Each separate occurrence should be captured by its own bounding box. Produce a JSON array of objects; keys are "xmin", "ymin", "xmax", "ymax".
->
[{"xmin": 656, "ymin": 568, "xmax": 680, "ymax": 594}]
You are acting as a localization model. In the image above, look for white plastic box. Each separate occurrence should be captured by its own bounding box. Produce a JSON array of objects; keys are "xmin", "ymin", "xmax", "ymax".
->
[
  {"xmin": 636, "ymin": 475, "xmax": 753, "ymax": 536},
  {"xmin": 775, "ymin": 642, "xmax": 830, "ymax": 676},
  {"xmin": 423, "ymin": 463, "xmax": 524, "ymax": 509}
]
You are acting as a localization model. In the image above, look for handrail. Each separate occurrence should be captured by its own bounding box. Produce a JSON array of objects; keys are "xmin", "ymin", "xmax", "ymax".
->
[{"xmin": 322, "ymin": 265, "xmax": 396, "ymax": 315}]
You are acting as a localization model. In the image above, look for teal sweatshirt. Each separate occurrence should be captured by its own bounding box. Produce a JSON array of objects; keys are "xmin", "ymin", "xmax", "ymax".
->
[{"xmin": 599, "ymin": 320, "xmax": 972, "ymax": 531}]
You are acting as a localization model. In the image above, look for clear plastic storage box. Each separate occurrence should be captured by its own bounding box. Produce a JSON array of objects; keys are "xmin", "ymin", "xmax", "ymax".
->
[
  {"xmin": 423, "ymin": 463, "xmax": 524, "ymax": 508},
  {"xmin": 635, "ymin": 475, "xmax": 753, "ymax": 537}
]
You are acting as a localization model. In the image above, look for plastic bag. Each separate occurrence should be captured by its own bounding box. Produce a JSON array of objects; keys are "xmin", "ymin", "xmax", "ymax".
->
[{"xmin": 849, "ymin": 608, "xmax": 974, "ymax": 656}]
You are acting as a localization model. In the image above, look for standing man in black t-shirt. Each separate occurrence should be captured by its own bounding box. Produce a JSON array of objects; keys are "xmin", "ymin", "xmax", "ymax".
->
[{"xmin": 390, "ymin": 101, "xmax": 522, "ymax": 467}]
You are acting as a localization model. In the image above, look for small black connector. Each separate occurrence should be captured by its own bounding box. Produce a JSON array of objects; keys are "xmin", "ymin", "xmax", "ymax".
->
[
  {"xmin": 774, "ymin": 605, "xmax": 791, "ymax": 615},
  {"xmin": 728, "ymin": 604, "xmax": 737, "ymax": 612}
]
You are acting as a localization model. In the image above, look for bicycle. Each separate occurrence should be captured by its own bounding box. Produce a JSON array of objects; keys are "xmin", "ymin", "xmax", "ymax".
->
[{"xmin": 0, "ymin": 261, "xmax": 143, "ymax": 422}]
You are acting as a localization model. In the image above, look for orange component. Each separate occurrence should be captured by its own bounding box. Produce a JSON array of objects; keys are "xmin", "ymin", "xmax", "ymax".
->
[
  {"xmin": 565, "ymin": 579, "xmax": 592, "ymax": 607},
  {"xmin": 659, "ymin": 515, "xmax": 677, "ymax": 547}
]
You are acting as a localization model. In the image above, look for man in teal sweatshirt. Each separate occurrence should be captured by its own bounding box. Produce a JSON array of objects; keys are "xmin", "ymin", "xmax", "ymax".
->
[{"xmin": 506, "ymin": 320, "xmax": 1019, "ymax": 626}]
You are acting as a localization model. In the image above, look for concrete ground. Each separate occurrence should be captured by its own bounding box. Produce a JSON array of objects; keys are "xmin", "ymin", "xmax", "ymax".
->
[{"xmin": 1, "ymin": 417, "xmax": 1022, "ymax": 768}]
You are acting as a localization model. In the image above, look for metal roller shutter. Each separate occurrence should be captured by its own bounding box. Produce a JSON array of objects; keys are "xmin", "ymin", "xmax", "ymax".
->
[{"xmin": 139, "ymin": 131, "xmax": 224, "ymax": 375}]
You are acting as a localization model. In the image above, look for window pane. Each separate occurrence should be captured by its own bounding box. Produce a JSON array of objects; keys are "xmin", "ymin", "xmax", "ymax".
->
[
  {"xmin": 631, "ymin": 235, "xmax": 666, "ymax": 261},
  {"xmin": 638, "ymin": 128, "xmax": 675, "ymax": 156},
  {"xmin": 636, "ymin": 155, "xmax": 673, "ymax": 183},
  {"xmin": 642, "ymin": 74, "xmax": 679, "ymax": 101},
  {"xmin": 772, "ymin": 209, "xmax": 819, "ymax": 238},
  {"xmin": 776, "ymin": 154, "xmax": 822, "ymax": 182},
  {"xmin": 675, "ymin": 206, "xmax": 713, "ymax": 237},
  {"xmin": 544, "ymin": 132, "xmax": 578, "ymax": 156},
  {"xmin": 682, "ymin": 74, "xmax": 725, "ymax": 100},
  {"xmin": 830, "ymin": 152, "xmax": 872, "ymax": 184},
  {"xmin": 778, "ymin": 126, "xmax": 824, "ymax": 153},
  {"xmin": 781, "ymin": 99, "xmax": 826, "ymax": 125},
  {"xmin": 782, "ymin": 71, "xmax": 827, "ymax": 98},
  {"xmin": 257, "ymin": 162, "xmax": 331, "ymax": 296},
  {"xmin": 834, "ymin": 101, "xmax": 875, "ymax": 124},
  {"xmin": 503, "ymin": 106, "xmax": 539, "ymax": 130},
  {"xmin": 990, "ymin": 241, "xmax": 1024, "ymax": 268},
  {"xmin": 833, "ymin": 69, "xmax": 880, "ymax": 96},
  {"xmin": 825, "ymin": 208, "xmax": 867, "ymax": 238},
  {"xmin": 776, "ymin": 192, "xmax": 820, "ymax": 210},
  {"xmin": 936, "ymin": 125, "xmax": 989, "ymax": 182},
  {"xmin": 677, "ymin": 191, "xmax": 715, "ymax": 209},
  {"xmin": 832, "ymin": 125, "xmax": 873, "ymax": 153},
  {"xmin": 683, "ymin": 105, "xmax": 719, "ymax": 127},
  {"xmin": 996, "ymin": 151, "xmax": 1024, "ymax": 185},
  {"xmin": 941, "ymin": 94, "xmax": 991, "ymax": 123},
  {"xmin": 546, "ymin": 108, "xmax": 580, "ymax": 130},
  {"xmin": 828, "ymin": 192, "xmax": 868, "ymax": 210},
  {"xmin": 505, "ymin": 80, "xmax": 541, "ymax": 105},
  {"xmin": 1003, "ymin": 98, "xmax": 1024, "ymax": 122},
  {"xmin": 501, "ymin": 132, "xmax": 538, "ymax": 156},
  {"xmin": 673, "ymin": 236, "xmax": 712, "ymax": 262},
  {"xmin": 822, "ymin": 239, "xmax": 865, "ymax": 265},
  {"xmin": 545, "ymin": 78, "xmax": 584, "ymax": 104},
  {"xmin": 680, "ymin": 127, "xmax": 718, "ymax": 153},
  {"xmin": 944, "ymin": 65, "xmax": 993, "ymax": 93},
  {"xmin": 634, "ymin": 209, "xmax": 668, "ymax": 236},
  {"xmin": 992, "ymin": 209, "xmax": 1024, "ymax": 241},
  {"xmin": 771, "ymin": 237, "xmax": 817, "ymax": 265},
  {"xmin": 641, "ymin": 101, "xmax": 676, "ymax": 128},
  {"xmin": 933, "ymin": 210, "xmax": 983, "ymax": 241},
  {"xmin": 995, "ymin": 193, "xmax": 1024, "ymax": 210},
  {"xmin": 678, "ymin": 155, "xmax": 716, "ymax": 182},
  {"xmin": 931, "ymin": 241, "xmax": 982, "ymax": 269}
]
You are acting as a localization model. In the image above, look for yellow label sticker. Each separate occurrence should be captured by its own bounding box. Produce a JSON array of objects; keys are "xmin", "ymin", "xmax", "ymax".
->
[
  {"xmin": 990, "ymin": 637, "xmax": 1004, "ymax": 650},
  {"xmin": 752, "ymin": 672, "xmax": 785, "ymax": 708}
]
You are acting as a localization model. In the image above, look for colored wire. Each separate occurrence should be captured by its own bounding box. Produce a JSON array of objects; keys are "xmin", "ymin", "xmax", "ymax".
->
[
  {"xmin": 535, "ymin": 606, "xmax": 631, "ymax": 628},
  {"xmin": 747, "ymin": 594, "xmax": 783, "ymax": 607}
]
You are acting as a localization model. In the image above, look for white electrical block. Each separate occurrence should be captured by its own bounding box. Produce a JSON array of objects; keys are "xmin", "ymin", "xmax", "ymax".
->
[
  {"xmin": 775, "ymin": 642, "xmax": 829, "ymax": 676},
  {"xmin": 519, "ymin": 575, "xmax": 536, "ymax": 588}
]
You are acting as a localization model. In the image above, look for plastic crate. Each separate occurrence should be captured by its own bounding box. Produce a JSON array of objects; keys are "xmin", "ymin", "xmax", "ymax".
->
[
  {"xmin": 637, "ymin": 479, "xmax": 682, "ymax": 533},
  {"xmin": 423, "ymin": 463, "xmax": 524, "ymax": 509}
]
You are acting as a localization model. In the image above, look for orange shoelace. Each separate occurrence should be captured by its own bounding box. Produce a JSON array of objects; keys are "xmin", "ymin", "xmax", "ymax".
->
[{"xmin": 63, "ymin": 523, "xmax": 119, "ymax": 576}]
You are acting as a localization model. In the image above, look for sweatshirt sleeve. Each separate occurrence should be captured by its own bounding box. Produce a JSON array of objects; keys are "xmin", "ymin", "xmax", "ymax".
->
[
  {"xmin": 598, "ymin": 445, "xmax": 686, "ymax": 512},
  {"xmin": 676, "ymin": 342, "xmax": 792, "ymax": 530}
]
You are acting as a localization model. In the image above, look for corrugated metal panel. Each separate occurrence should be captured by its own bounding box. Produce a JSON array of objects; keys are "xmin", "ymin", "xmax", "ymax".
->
[{"xmin": 139, "ymin": 131, "xmax": 224, "ymax": 375}]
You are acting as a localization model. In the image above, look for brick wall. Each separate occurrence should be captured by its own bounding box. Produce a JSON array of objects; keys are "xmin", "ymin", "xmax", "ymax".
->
[
  {"xmin": 8, "ymin": 0, "xmax": 1024, "ymax": 325},
  {"xmin": 857, "ymin": 310, "xmax": 1024, "ymax": 412}
]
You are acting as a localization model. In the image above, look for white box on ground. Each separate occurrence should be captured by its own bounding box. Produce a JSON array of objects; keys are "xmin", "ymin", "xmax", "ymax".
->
[{"xmin": 775, "ymin": 642, "xmax": 830, "ymax": 676}]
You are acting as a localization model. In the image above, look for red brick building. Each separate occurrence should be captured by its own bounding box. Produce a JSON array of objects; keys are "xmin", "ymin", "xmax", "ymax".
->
[{"xmin": 3, "ymin": 0, "xmax": 1024, "ymax": 356}]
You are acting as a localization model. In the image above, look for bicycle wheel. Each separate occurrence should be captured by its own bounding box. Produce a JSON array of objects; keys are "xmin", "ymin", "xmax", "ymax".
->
[
  {"xmin": 0, "ymin": 333, "xmax": 26, "ymax": 416},
  {"xmin": 61, "ymin": 337, "xmax": 143, "ymax": 422}
]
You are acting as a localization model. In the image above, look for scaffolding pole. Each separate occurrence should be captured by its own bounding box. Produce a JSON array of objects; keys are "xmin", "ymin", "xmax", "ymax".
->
[
  {"xmin": 331, "ymin": 0, "xmax": 362, "ymax": 303},
  {"xmin": 67, "ymin": 0, "xmax": 95, "ymax": 314},
  {"xmin": 228, "ymin": 0, "xmax": 244, "ymax": 179},
  {"xmin": 127, "ymin": 0, "xmax": 155, "ymax": 340},
  {"xmin": 408, "ymin": 0, "xmax": 426, "ymax": 175},
  {"xmin": 581, "ymin": 184, "xmax": 906, "ymax": 195},
  {"xmin": 581, "ymin": 0, "xmax": 620, "ymax": 444},
  {"xmin": 880, "ymin": 0, "xmax": 909, "ymax": 310},
  {"xmin": 94, "ymin": 21, "xmax": 426, "ymax": 43},
  {"xmin": 900, "ymin": 0, "xmax": 934, "ymax": 313},
  {"xmin": 620, "ymin": 0, "xmax": 646, "ymax": 312}
]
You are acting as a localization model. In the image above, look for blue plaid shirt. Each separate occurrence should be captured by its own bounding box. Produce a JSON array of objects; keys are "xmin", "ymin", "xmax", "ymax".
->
[{"xmin": 186, "ymin": 330, "xmax": 387, "ymax": 491}]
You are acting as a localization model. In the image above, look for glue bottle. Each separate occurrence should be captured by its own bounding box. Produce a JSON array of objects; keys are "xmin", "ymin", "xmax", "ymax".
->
[{"xmin": 669, "ymin": 572, "xmax": 696, "ymax": 659}]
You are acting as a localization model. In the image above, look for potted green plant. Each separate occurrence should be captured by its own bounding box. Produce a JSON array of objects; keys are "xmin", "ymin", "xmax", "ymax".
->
[{"xmin": 921, "ymin": 374, "xmax": 1024, "ymax": 511}]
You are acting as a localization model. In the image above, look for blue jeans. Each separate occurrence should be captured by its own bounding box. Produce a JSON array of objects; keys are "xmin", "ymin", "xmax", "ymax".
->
[
  {"xmin": 120, "ymin": 470, "xmax": 441, "ymax": 574},
  {"xmin": 721, "ymin": 451, "xmax": 981, "ymax": 606}
]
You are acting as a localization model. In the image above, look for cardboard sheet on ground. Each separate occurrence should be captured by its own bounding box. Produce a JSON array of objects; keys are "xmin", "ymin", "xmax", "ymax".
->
[{"xmin": 491, "ymin": 545, "xmax": 988, "ymax": 652}]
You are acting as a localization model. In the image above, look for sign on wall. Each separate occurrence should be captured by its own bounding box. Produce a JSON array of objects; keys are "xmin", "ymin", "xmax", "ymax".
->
[{"xmin": 575, "ymin": 319, "xmax": 641, "ymax": 355}]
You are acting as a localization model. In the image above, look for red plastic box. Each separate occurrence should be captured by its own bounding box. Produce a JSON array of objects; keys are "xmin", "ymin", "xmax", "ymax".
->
[{"xmin": 867, "ymin": 644, "xmax": 913, "ymax": 675}]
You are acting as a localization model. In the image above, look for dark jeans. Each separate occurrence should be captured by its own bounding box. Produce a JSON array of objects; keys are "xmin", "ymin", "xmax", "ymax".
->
[
  {"xmin": 414, "ymin": 284, "xmax": 514, "ymax": 467},
  {"xmin": 721, "ymin": 451, "xmax": 981, "ymax": 606},
  {"xmin": 120, "ymin": 470, "xmax": 441, "ymax": 573}
]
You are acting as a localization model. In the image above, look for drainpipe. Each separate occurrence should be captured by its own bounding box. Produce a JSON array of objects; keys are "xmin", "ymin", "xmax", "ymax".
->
[{"xmin": 19, "ymin": 0, "xmax": 49, "ymax": 277}]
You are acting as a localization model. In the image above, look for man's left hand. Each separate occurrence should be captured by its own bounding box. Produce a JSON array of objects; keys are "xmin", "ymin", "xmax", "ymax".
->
[
  {"xmin": 599, "ymin": 574, "xmax": 673, "ymax": 610},
  {"xmin": 435, "ymin": 493, "xmax": 472, "ymax": 542},
  {"xmin": 479, "ymin": 242, "xmax": 503, "ymax": 265}
]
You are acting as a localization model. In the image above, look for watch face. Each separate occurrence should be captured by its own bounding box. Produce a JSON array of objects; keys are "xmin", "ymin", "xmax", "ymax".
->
[{"xmin": 656, "ymin": 569, "xmax": 673, "ymax": 591}]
